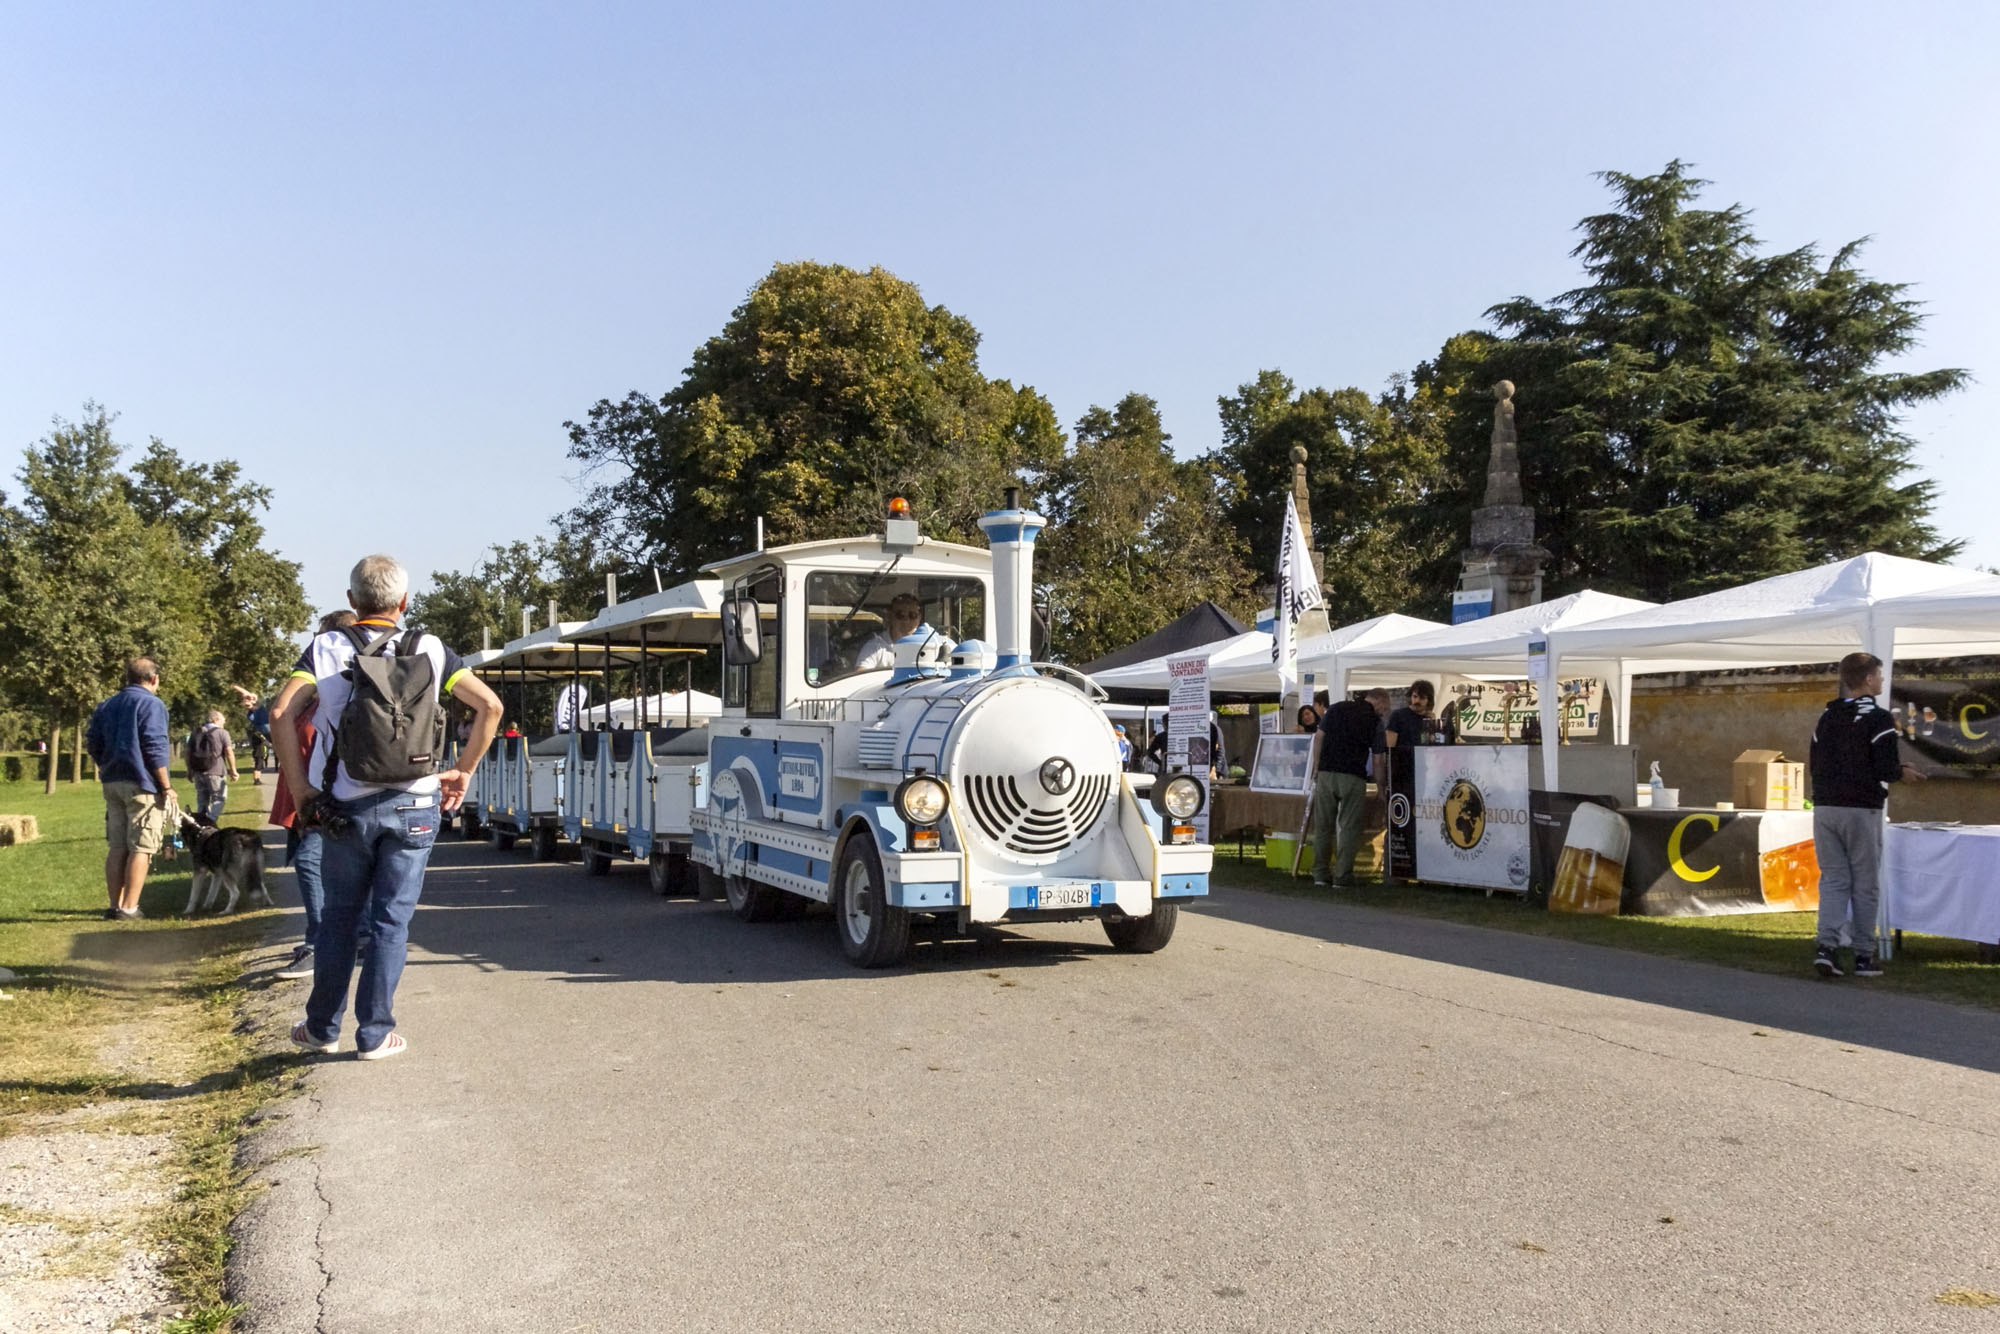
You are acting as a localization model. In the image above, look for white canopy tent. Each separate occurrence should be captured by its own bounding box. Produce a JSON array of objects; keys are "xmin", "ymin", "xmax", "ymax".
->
[
  {"xmin": 1543, "ymin": 554, "xmax": 2000, "ymax": 792},
  {"xmin": 1334, "ymin": 590, "xmax": 1658, "ymax": 790},
  {"xmin": 1551, "ymin": 554, "xmax": 2000, "ymax": 673},
  {"xmin": 1089, "ymin": 614, "xmax": 1447, "ymax": 698},
  {"xmin": 1875, "ymin": 572, "xmax": 2000, "ymax": 653},
  {"xmin": 1086, "ymin": 628, "xmax": 1273, "ymax": 695},
  {"xmin": 1296, "ymin": 613, "xmax": 1447, "ymax": 692}
]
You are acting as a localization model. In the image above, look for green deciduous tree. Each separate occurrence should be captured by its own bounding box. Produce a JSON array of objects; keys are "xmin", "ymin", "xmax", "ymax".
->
[
  {"xmin": 1210, "ymin": 366, "xmax": 1460, "ymax": 625},
  {"xmin": 0, "ymin": 408, "xmax": 200, "ymax": 789},
  {"xmin": 125, "ymin": 441, "xmax": 310, "ymax": 704},
  {"xmin": 1037, "ymin": 395, "xmax": 1256, "ymax": 664},
  {"xmin": 1445, "ymin": 161, "xmax": 1966, "ymax": 603},
  {"xmin": 407, "ymin": 532, "xmax": 614, "ymax": 657},
  {"xmin": 0, "ymin": 406, "xmax": 308, "ymax": 791},
  {"xmin": 561, "ymin": 261, "xmax": 1065, "ymax": 577}
]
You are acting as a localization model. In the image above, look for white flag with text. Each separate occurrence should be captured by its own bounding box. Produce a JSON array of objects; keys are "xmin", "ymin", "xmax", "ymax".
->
[{"xmin": 1271, "ymin": 492, "xmax": 1323, "ymax": 699}]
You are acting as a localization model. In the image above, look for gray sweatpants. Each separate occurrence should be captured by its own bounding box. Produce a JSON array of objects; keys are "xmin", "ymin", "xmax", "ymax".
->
[{"xmin": 1814, "ymin": 805, "xmax": 1884, "ymax": 955}]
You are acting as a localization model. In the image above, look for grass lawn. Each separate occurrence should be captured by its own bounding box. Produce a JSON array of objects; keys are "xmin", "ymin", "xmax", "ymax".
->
[
  {"xmin": 0, "ymin": 766, "xmax": 295, "ymax": 1333},
  {"xmin": 1210, "ymin": 844, "xmax": 2000, "ymax": 1011}
]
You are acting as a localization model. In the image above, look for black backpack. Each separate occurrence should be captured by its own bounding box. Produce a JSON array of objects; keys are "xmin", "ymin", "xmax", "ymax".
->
[
  {"xmin": 323, "ymin": 626, "xmax": 447, "ymax": 787},
  {"xmin": 189, "ymin": 726, "xmax": 224, "ymax": 768}
]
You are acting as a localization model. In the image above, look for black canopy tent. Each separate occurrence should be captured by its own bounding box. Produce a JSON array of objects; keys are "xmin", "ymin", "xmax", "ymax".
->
[{"xmin": 1077, "ymin": 601, "xmax": 1250, "ymax": 677}]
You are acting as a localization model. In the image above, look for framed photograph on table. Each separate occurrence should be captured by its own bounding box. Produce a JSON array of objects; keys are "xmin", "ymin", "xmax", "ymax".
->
[{"xmin": 1248, "ymin": 733, "xmax": 1318, "ymax": 796}]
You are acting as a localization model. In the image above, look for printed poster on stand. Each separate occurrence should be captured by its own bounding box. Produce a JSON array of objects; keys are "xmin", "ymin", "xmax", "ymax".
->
[
  {"xmin": 1411, "ymin": 744, "xmax": 1532, "ymax": 892},
  {"xmin": 1165, "ymin": 650, "xmax": 1212, "ymax": 842}
]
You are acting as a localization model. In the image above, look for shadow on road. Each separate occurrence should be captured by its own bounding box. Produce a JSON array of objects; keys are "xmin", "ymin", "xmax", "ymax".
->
[
  {"xmin": 1190, "ymin": 886, "xmax": 2000, "ymax": 1076},
  {"xmin": 395, "ymin": 836, "xmax": 1117, "ymax": 988}
]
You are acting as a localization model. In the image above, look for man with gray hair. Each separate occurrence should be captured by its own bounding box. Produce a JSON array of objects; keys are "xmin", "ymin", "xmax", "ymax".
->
[
  {"xmin": 271, "ymin": 555, "xmax": 503, "ymax": 1060},
  {"xmin": 187, "ymin": 707, "xmax": 239, "ymax": 821}
]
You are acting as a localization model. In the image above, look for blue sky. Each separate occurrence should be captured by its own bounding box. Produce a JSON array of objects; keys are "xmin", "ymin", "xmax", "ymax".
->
[{"xmin": 3, "ymin": 1, "xmax": 1994, "ymax": 623}]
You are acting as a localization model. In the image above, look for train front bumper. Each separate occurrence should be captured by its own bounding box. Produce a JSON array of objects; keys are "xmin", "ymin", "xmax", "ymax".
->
[{"xmin": 886, "ymin": 867, "xmax": 1211, "ymax": 919}]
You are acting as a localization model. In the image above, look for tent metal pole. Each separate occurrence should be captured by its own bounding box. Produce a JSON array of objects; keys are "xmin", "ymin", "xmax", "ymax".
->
[
  {"xmin": 1868, "ymin": 613, "xmax": 1897, "ymax": 960},
  {"xmin": 1538, "ymin": 648, "xmax": 1562, "ymax": 792},
  {"xmin": 1616, "ymin": 665, "xmax": 1634, "ymax": 748}
]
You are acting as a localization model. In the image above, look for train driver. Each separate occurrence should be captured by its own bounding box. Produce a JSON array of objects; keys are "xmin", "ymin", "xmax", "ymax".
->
[{"xmin": 854, "ymin": 592, "xmax": 953, "ymax": 670}]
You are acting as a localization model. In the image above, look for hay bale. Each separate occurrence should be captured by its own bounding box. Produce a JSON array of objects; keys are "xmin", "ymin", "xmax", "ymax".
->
[{"xmin": 0, "ymin": 814, "xmax": 40, "ymax": 846}]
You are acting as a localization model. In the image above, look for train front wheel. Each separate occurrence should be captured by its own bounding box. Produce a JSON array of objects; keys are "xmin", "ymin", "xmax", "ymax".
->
[
  {"xmin": 834, "ymin": 839, "xmax": 909, "ymax": 968},
  {"xmin": 1103, "ymin": 903, "xmax": 1178, "ymax": 953}
]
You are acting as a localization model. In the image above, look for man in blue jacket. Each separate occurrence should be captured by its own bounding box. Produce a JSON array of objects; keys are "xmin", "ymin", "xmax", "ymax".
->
[{"xmin": 85, "ymin": 658, "xmax": 175, "ymax": 921}]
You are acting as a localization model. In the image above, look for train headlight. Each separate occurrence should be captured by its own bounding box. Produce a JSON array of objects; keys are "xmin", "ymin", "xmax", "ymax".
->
[
  {"xmin": 1158, "ymin": 775, "xmax": 1205, "ymax": 820},
  {"xmin": 896, "ymin": 774, "xmax": 949, "ymax": 826}
]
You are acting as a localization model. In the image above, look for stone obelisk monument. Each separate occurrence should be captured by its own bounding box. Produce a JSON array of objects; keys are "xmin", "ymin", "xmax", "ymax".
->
[{"xmin": 1456, "ymin": 380, "xmax": 1550, "ymax": 618}]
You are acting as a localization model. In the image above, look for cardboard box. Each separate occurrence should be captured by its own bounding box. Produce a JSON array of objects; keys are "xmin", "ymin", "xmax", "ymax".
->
[{"xmin": 1733, "ymin": 749, "xmax": 1805, "ymax": 810}]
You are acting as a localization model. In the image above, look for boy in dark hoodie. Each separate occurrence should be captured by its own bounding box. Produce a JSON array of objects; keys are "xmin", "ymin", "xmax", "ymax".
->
[{"xmin": 1810, "ymin": 652, "xmax": 1924, "ymax": 978}]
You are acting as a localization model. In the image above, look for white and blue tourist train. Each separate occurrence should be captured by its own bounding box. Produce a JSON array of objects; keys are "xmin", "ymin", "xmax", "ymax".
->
[{"xmin": 687, "ymin": 491, "xmax": 1212, "ymax": 966}]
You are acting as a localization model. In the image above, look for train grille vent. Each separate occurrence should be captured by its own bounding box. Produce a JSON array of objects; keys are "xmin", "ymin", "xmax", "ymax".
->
[
  {"xmin": 857, "ymin": 729, "xmax": 900, "ymax": 769},
  {"xmin": 963, "ymin": 772, "xmax": 1114, "ymax": 856}
]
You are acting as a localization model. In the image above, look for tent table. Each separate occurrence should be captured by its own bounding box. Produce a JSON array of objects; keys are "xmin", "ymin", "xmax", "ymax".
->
[
  {"xmin": 1210, "ymin": 787, "xmax": 1307, "ymax": 841},
  {"xmin": 1884, "ymin": 824, "xmax": 2000, "ymax": 948},
  {"xmin": 1208, "ymin": 783, "xmax": 1386, "ymax": 874},
  {"xmin": 1611, "ymin": 807, "xmax": 1818, "ymax": 916}
]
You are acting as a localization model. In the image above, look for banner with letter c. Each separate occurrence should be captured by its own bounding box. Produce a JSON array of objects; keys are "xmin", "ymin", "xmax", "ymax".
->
[
  {"xmin": 1619, "ymin": 808, "xmax": 1818, "ymax": 916},
  {"xmin": 1893, "ymin": 674, "xmax": 2000, "ymax": 777}
]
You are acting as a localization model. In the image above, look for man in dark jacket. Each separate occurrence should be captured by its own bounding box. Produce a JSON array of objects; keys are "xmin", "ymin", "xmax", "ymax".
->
[
  {"xmin": 1310, "ymin": 689, "xmax": 1390, "ymax": 887},
  {"xmin": 1810, "ymin": 652, "xmax": 1923, "ymax": 978},
  {"xmin": 85, "ymin": 658, "xmax": 175, "ymax": 921}
]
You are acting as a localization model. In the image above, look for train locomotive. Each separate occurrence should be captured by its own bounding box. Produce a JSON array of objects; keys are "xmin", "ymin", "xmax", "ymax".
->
[{"xmin": 690, "ymin": 492, "xmax": 1212, "ymax": 967}]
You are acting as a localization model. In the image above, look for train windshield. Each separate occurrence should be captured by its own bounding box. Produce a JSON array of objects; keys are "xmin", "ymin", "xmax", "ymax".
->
[{"xmin": 804, "ymin": 573, "xmax": 986, "ymax": 687}]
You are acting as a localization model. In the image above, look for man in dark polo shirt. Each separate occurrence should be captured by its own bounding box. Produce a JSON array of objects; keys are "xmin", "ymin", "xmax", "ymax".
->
[{"xmin": 1309, "ymin": 688, "xmax": 1390, "ymax": 887}]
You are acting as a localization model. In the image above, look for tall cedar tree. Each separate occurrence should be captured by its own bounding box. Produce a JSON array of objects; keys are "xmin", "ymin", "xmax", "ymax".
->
[
  {"xmin": 1037, "ymin": 395, "xmax": 1256, "ymax": 664},
  {"xmin": 562, "ymin": 262, "xmax": 1064, "ymax": 577},
  {"xmin": 1447, "ymin": 162, "xmax": 1965, "ymax": 603}
]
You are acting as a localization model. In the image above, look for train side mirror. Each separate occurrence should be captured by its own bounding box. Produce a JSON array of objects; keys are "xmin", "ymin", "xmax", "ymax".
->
[{"xmin": 721, "ymin": 596, "xmax": 763, "ymax": 665}]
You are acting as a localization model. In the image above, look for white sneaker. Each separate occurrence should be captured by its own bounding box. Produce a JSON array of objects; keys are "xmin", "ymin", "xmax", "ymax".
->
[
  {"xmin": 290, "ymin": 1021, "xmax": 338, "ymax": 1054},
  {"xmin": 356, "ymin": 1033, "xmax": 407, "ymax": 1062}
]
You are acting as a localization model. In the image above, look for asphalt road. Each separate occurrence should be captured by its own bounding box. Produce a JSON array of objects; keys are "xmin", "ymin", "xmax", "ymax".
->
[{"xmin": 233, "ymin": 835, "xmax": 2000, "ymax": 1333}]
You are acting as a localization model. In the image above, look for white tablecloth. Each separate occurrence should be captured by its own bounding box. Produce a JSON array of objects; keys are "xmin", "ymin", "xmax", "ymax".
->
[{"xmin": 1883, "ymin": 824, "xmax": 2000, "ymax": 944}]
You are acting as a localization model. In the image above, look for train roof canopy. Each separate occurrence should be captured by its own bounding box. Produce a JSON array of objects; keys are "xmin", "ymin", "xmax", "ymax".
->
[
  {"xmin": 566, "ymin": 578, "xmax": 725, "ymax": 647},
  {"xmin": 700, "ymin": 533, "xmax": 991, "ymax": 583}
]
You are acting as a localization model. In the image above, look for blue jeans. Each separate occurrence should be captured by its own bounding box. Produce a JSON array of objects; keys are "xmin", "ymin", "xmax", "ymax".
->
[
  {"xmin": 193, "ymin": 775, "xmax": 227, "ymax": 822},
  {"xmin": 304, "ymin": 788, "xmax": 442, "ymax": 1052},
  {"xmin": 293, "ymin": 827, "xmax": 325, "ymax": 950}
]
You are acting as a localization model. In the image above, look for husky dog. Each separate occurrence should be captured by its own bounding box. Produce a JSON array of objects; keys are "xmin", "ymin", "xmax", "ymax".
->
[{"xmin": 178, "ymin": 811, "xmax": 271, "ymax": 916}]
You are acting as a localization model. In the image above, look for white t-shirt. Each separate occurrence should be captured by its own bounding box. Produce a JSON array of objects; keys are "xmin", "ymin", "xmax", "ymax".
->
[
  {"xmin": 855, "ymin": 626, "xmax": 955, "ymax": 671},
  {"xmin": 289, "ymin": 620, "xmax": 467, "ymax": 801}
]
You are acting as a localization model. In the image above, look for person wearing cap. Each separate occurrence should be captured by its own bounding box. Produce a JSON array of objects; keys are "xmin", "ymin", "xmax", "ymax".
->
[{"xmin": 1113, "ymin": 724, "xmax": 1132, "ymax": 769}]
